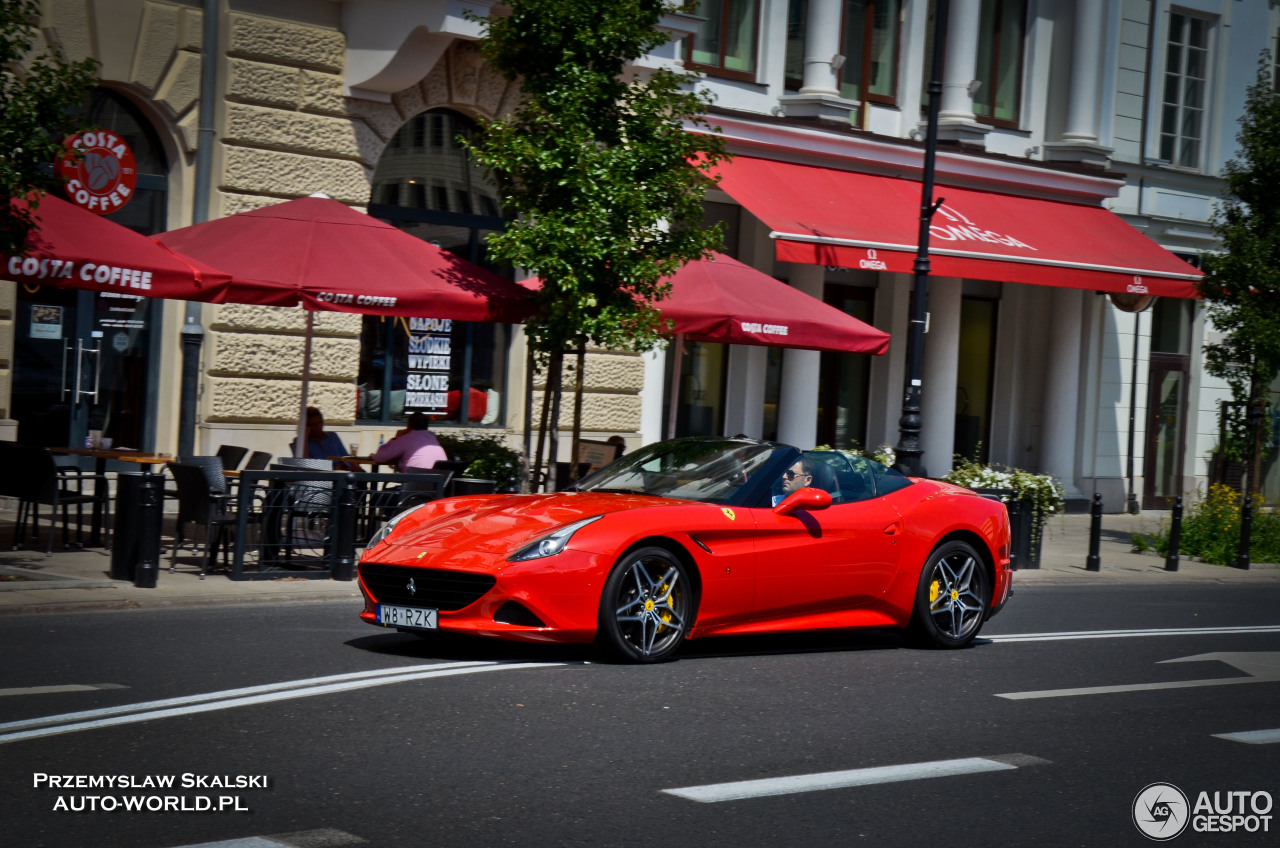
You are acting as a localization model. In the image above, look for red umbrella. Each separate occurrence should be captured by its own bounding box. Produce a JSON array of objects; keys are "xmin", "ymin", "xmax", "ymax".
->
[
  {"xmin": 154, "ymin": 195, "xmax": 535, "ymax": 454},
  {"xmin": 522, "ymin": 252, "xmax": 890, "ymax": 437},
  {"xmin": 154, "ymin": 195, "xmax": 532, "ymax": 322},
  {"xmin": 1, "ymin": 194, "xmax": 268, "ymax": 303},
  {"xmin": 652, "ymin": 252, "xmax": 890, "ymax": 354}
]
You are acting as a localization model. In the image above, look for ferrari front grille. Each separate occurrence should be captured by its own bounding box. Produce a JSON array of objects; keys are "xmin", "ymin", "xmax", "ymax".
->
[{"xmin": 359, "ymin": 563, "xmax": 496, "ymax": 611}]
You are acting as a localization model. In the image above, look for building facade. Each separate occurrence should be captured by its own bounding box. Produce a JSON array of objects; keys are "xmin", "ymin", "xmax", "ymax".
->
[{"xmin": 2, "ymin": 0, "xmax": 1275, "ymax": 508}]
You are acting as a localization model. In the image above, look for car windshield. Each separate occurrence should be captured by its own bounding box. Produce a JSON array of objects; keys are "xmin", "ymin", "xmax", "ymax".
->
[{"xmin": 575, "ymin": 437, "xmax": 785, "ymax": 505}]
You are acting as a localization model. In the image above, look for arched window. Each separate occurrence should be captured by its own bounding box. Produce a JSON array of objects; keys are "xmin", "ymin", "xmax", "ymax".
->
[{"xmin": 360, "ymin": 108, "xmax": 510, "ymax": 426}]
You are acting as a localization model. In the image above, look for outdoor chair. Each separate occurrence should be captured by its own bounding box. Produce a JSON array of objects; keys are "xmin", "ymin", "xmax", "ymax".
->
[
  {"xmin": 166, "ymin": 461, "xmax": 255, "ymax": 579},
  {"xmin": 243, "ymin": 450, "xmax": 273, "ymax": 471},
  {"xmin": 214, "ymin": 444, "xmax": 250, "ymax": 471},
  {"xmin": 2, "ymin": 442, "xmax": 109, "ymax": 555},
  {"xmin": 265, "ymin": 459, "xmax": 336, "ymax": 561},
  {"xmin": 432, "ymin": 460, "xmax": 470, "ymax": 476}
]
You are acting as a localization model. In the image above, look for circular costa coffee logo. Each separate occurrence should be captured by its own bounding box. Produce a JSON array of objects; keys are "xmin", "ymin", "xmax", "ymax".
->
[
  {"xmin": 57, "ymin": 131, "xmax": 137, "ymax": 215},
  {"xmin": 1133, "ymin": 783, "xmax": 1190, "ymax": 840}
]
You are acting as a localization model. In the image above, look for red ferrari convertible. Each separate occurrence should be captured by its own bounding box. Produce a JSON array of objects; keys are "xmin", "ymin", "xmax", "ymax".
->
[{"xmin": 357, "ymin": 437, "xmax": 1012, "ymax": 662}]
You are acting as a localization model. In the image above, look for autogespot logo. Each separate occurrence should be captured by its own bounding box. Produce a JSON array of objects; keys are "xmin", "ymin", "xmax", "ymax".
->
[{"xmin": 1134, "ymin": 783, "xmax": 1190, "ymax": 841}]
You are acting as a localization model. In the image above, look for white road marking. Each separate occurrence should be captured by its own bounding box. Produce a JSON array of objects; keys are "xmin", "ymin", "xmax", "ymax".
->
[
  {"xmin": 996, "ymin": 651, "xmax": 1280, "ymax": 700},
  {"xmin": 0, "ymin": 683, "xmax": 126, "ymax": 698},
  {"xmin": 0, "ymin": 661, "xmax": 564, "ymax": 745},
  {"xmin": 662, "ymin": 755, "xmax": 1046, "ymax": 803},
  {"xmin": 171, "ymin": 828, "xmax": 366, "ymax": 848},
  {"xmin": 986, "ymin": 625, "xmax": 1280, "ymax": 643},
  {"xmin": 0, "ymin": 661, "xmax": 494, "ymax": 734},
  {"xmin": 1214, "ymin": 728, "xmax": 1280, "ymax": 745}
]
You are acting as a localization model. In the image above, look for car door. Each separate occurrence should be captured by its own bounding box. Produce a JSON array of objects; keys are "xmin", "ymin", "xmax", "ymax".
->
[{"xmin": 750, "ymin": 451, "xmax": 901, "ymax": 620}]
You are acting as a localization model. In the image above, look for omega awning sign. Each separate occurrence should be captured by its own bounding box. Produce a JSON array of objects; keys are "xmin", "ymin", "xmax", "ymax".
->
[{"xmin": 711, "ymin": 156, "xmax": 1203, "ymax": 298}]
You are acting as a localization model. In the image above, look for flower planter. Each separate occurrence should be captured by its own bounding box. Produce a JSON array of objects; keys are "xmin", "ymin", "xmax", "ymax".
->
[{"xmin": 972, "ymin": 488, "xmax": 1043, "ymax": 570}]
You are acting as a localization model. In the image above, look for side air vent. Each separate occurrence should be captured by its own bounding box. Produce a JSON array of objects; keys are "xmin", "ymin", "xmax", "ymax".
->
[{"xmin": 493, "ymin": 601, "xmax": 545, "ymax": 627}]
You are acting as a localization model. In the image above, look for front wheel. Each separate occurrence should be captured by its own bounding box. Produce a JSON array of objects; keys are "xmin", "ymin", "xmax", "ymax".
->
[
  {"xmin": 597, "ymin": 547, "xmax": 696, "ymax": 663},
  {"xmin": 909, "ymin": 541, "xmax": 989, "ymax": 648}
]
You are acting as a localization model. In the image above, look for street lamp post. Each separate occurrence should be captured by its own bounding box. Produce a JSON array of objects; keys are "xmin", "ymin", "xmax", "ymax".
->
[{"xmin": 894, "ymin": 0, "xmax": 950, "ymax": 478}]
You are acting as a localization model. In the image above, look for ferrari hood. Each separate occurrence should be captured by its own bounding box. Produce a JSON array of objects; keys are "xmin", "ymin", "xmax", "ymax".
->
[{"xmin": 379, "ymin": 491, "xmax": 674, "ymax": 557}]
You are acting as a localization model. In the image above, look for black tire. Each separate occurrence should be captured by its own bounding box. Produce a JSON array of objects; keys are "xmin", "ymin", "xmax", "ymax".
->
[
  {"xmin": 909, "ymin": 540, "xmax": 989, "ymax": 649},
  {"xmin": 597, "ymin": 546, "xmax": 696, "ymax": 663}
]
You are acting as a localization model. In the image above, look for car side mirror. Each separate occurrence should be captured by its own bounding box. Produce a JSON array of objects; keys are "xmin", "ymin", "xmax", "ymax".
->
[{"xmin": 773, "ymin": 487, "xmax": 833, "ymax": 516}]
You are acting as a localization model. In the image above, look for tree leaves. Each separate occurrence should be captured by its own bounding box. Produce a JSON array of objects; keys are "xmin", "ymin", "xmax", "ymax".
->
[
  {"xmin": 464, "ymin": 0, "xmax": 726, "ymax": 360},
  {"xmin": 0, "ymin": 0, "xmax": 99, "ymax": 254}
]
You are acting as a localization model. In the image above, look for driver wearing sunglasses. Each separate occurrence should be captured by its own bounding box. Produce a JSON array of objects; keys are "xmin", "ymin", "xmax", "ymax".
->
[{"xmin": 772, "ymin": 458, "xmax": 814, "ymax": 506}]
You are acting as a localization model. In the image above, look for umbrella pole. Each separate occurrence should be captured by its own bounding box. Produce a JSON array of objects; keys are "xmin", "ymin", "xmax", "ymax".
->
[
  {"xmin": 295, "ymin": 311, "xmax": 315, "ymax": 458},
  {"xmin": 666, "ymin": 334, "xmax": 684, "ymax": 440}
]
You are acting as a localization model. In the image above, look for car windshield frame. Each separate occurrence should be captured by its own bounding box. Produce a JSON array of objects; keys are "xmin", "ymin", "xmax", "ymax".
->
[{"xmin": 573, "ymin": 437, "xmax": 798, "ymax": 507}]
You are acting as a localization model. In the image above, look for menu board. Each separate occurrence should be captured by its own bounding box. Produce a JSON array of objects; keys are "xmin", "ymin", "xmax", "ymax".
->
[{"xmin": 404, "ymin": 317, "xmax": 452, "ymax": 414}]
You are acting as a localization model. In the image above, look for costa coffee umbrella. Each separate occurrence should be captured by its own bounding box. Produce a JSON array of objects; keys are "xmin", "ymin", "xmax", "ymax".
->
[
  {"xmin": 154, "ymin": 195, "xmax": 531, "ymax": 321},
  {"xmin": 522, "ymin": 252, "xmax": 890, "ymax": 437},
  {"xmin": 1, "ymin": 194, "xmax": 266, "ymax": 303},
  {"xmin": 154, "ymin": 195, "xmax": 535, "ymax": 454}
]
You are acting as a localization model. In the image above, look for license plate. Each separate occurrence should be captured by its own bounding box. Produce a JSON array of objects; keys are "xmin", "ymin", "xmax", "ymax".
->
[{"xmin": 377, "ymin": 604, "xmax": 438, "ymax": 629}]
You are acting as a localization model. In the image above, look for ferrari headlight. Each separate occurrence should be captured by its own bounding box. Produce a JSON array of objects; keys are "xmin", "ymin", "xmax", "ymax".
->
[
  {"xmin": 508, "ymin": 515, "xmax": 603, "ymax": 562},
  {"xmin": 364, "ymin": 504, "xmax": 426, "ymax": 551}
]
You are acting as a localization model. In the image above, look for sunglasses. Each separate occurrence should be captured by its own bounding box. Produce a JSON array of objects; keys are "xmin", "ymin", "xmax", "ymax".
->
[{"xmin": 783, "ymin": 469, "xmax": 809, "ymax": 480}]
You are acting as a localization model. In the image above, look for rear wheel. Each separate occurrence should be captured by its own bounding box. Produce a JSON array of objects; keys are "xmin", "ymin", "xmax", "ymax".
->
[
  {"xmin": 597, "ymin": 547, "xmax": 696, "ymax": 663},
  {"xmin": 909, "ymin": 541, "xmax": 989, "ymax": 648}
]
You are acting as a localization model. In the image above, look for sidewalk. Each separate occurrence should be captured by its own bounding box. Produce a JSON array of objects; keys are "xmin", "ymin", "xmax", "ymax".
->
[{"xmin": 0, "ymin": 510, "xmax": 1277, "ymax": 616}]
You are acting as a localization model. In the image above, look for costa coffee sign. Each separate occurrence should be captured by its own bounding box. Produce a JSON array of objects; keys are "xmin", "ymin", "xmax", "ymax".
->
[{"xmin": 57, "ymin": 131, "xmax": 137, "ymax": 214}]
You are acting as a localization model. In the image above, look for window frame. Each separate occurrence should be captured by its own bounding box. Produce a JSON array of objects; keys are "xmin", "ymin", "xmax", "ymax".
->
[
  {"xmin": 972, "ymin": 0, "xmax": 1027, "ymax": 129},
  {"xmin": 1151, "ymin": 8, "xmax": 1214, "ymax": 171},
  {"xmin": 686, "ymin": 0, "xmax": 762, "ymax": 82},
  {"xmin": 784, "ymin": 0, "xmax": 903, "ymax": 106}
]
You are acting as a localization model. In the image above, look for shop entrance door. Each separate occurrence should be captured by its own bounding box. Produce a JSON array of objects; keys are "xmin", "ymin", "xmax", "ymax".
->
[
  {"xmin": 12, "ymin": 287, "xmax": 155, "ymax": 451},
  {"xmin": 1142, "ymin": 353, "xmax": 1190, "ymax": 509}
]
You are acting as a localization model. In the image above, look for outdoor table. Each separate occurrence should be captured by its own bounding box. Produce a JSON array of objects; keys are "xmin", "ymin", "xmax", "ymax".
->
[
  {"xmin": 49, "ymin": 448, "xmax": 173, "ymax": 547},
  {"xmin": 329, "ymin": 455, "xmax": 384, "ymax": 471}
]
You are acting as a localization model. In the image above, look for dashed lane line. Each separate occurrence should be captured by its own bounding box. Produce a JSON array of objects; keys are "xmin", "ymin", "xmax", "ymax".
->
[
  {"xmin": 0, "ymin": 683, "xmax": 127, "ymax": 697},
  {"xmin": 662, "ymin": 754, "xmax": 1050, "ymax": 803},
  {"xmin": 1214, "ymin": 728, "xmax": 1280, "ymax": 745}
]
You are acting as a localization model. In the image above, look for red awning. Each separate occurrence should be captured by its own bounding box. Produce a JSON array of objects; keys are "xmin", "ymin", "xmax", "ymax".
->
[{"xmin": 711, "ymin": 156, "xmax": 1202, "ymax": 298}]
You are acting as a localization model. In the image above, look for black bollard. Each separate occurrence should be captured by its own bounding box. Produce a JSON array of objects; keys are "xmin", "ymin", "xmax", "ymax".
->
[
  {"xmin": 330, "ymin": 473, "xmax": 359, "ymax": 581},
  {"xmin": 133, "ymin": 472, "xmax": 163, "ymax": 588},
  {"xmin": 1237, "ymin": 494, "xmax": 1253, "ymax": 570},
  {"xmin": 1086, "ymin": 492, "xmax": 1102, "ymax": 571},
  {"xmin": 1165, "ymin": 496, "xmax": 1182, "ymax": 572}
]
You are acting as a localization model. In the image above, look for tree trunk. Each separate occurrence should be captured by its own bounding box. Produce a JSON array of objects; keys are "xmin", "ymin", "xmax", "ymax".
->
[
  {"xmin": 532, "ymin": 350, "xmax": 554, "ymax": 493},
  {"xmin": 546, "ymin": 349, "xmax": 564, "ymax": 489},
  {"xmin": 522, "ymin": 343, "xmax": 535, "ymax": 493},
  {"xmin": 569, "ymin": 343, "xmax": 586, "ymax": 484}
]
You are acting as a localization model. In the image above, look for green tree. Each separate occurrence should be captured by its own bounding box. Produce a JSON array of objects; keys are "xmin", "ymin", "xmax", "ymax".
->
[
  {"xmin": 1, "ymin": 0, "xmax": 99, "ymax": 254},
  {"xmin": 465, "ymin": 0, "xmax": 727, "ymax": 487},
  {"xmin": 1197, "ymin": 52, "xmax": 1280, "ymax": 494}
]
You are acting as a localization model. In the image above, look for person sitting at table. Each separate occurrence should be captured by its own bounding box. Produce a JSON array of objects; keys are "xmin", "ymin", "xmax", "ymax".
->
[
  {"xmin": 372, "ymin": 411, "xmax": 448, "ymax": 471},
  {"xmin": 290, "ymin": 407, "xmax": 358, "ymax": 470}
]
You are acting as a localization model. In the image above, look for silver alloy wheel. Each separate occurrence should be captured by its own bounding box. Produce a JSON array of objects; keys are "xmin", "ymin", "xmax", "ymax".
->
[
  {"xmin": 613, "ymin": 554, "xmax": 689, "ymax": 658},
  {"xmin": 927, "ymin": 549, "xmax": 985, "ymax": 640}
]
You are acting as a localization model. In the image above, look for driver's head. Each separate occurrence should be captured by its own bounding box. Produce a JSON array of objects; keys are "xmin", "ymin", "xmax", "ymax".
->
[{"xmin": 781, "ymin": 458, "xmax": 814, "ymax": 494}]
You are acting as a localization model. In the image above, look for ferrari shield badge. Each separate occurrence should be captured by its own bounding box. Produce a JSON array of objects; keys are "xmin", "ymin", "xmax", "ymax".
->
[{"xmin": 721, "ymin": 508, "xmax": 735, "ymax": 521}]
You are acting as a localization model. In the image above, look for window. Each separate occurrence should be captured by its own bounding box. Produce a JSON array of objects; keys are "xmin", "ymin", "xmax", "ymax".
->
[
  {"xmin": 363, "ymin": 108, "xmax": 511, "ymax": 427},
  {"xmin": 1160, "ymin": 12, "xmax": 1210, "ymax": 168},
  {"xmin": 785, "ymin": 0, "xmax": 901, "ymax": 103},
  {"xmin": 689, "ymin": 0, "xmax": 760, "ymax": 79},
  {"xmin": 973, "ymin": 0, "xmax": 1025, "ymax": 125}
]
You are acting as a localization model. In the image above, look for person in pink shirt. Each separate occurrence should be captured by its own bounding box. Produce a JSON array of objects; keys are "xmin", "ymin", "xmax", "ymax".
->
[{"xmin": 373, "ymin": 412, "xmax": 448, "ymax": 471}]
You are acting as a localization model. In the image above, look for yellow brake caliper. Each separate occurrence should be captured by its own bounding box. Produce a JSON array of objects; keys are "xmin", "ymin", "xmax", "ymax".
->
[
  {"xmin": 929, "ymin": 579, "xmax": 941, "ymax": 604},
  {"xmin": 656, "ymin": 582, "xmax": 673, "ymax": 632}
]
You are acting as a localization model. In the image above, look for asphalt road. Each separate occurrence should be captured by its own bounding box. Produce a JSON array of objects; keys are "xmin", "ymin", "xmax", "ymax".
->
[{"xmin": 1, "ymin": 583, "xmax": 1277, "ymax": 848}]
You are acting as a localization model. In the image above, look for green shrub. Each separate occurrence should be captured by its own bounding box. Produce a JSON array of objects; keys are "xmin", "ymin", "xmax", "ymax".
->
[
  {"xmin": 434, "ymin": 432, "xmax": 524, "ymax": 492},
  {"xmin": 1144, "ymin": 484, "xmax": 1280, "ymax": 565}
]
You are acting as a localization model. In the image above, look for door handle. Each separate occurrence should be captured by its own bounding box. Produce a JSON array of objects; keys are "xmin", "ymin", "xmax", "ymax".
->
[
  {"xmin": 61, "ymin": 340, "xmax": 71, "ymax": 401},
  {"xmin": 883, "ymin": 522, "xmax": 900, "ymax": 535},
  {"xmin": 75, "ymin": 340, "xmax": 102, "ymax": 403}
]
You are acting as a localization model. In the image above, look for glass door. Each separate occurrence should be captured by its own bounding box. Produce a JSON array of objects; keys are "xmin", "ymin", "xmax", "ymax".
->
[
  {"xmin": 12, "ymin": 287, "xmax": 154, "ymax": 450},
  {"xmin": 1142, "ymin": 353, "xmax": 1189, "ymax": 509}
]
